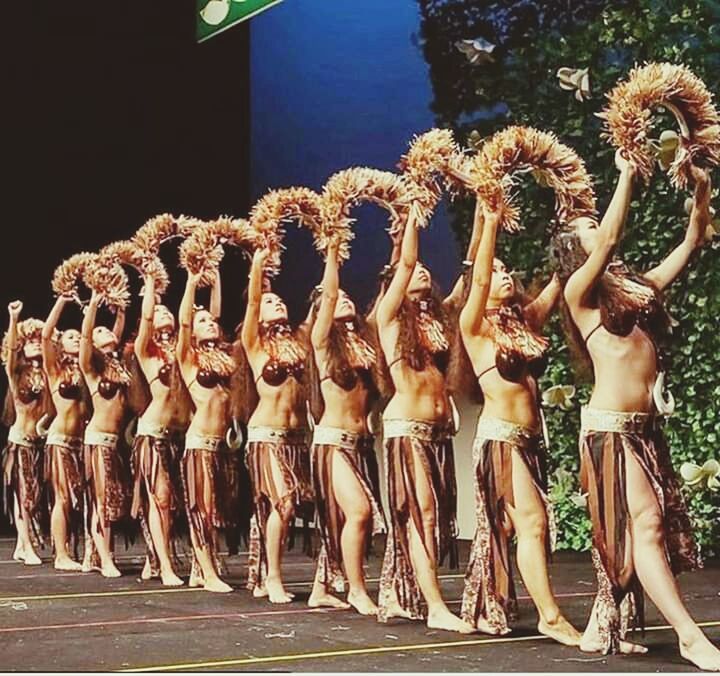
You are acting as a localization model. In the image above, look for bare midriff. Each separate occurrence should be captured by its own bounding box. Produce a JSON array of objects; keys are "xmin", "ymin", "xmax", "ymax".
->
[
  {"xmin": 10, "ymin": 400, "xmax": 45, "ymax": 438},
  {"xmin": 139, "ymin": 379, "xmax": 175, "ymax": 429},
  {"xmin": 249, "ymin": 378, "xmax": 306, "ymax": 430},
  {"xmin": 478, "ymin": 369, "xmax": 540, "ymax": 431},
  {"xmin": 587, "ymin": 324, "xmax": 657, "ymax": 413},
  {"xmin": 383, "ymin": 361, "xmax": 449, "ymax": 423},
  {"xmin": 318, "ymin": 379, "xmax": 370, "ymax": 434},
  {"xmin": 186, "ymin": 385, "xmax": 230, "ymax": 438},
  {"xmin": 86, "ymin": 393, "xmax": 126, "ymax": 436},
  {"xmin": 47, "ymin": 393, "xmax": 83, "ymax": 438}
]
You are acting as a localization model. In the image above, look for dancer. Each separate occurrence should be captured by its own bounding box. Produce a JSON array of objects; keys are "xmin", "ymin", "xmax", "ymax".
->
[
  {"xmin": 42, "ymin": 295, "xmax": 88, "ymax": 570},
  {"xmin": 240, "ymin": 247, "xmax": 313, "ymax": 604},
  {"xmin": 456, "ymin": 202, "xmax": 580, "ymax": 644},
  {"xmin": 176, "ymin": 267, "xmax": 239, "ymax": 593},
  {"xmin": 374, "ymin": 202, "xmax": 474, "ymax": 633},
  {"xmin": 306, "ymin": 241, "xmax": 385, "ymax": 614},
  {"xmin": 2, "ymin": 303, "xmax": 49, "ymax": 565},
  {"xmin": 79, "ymin": 291, "xmax": 130, "ymax": 577},
  {"xmin": 553, "ymin": 150, "xmax": 720, "ymax": 670}
]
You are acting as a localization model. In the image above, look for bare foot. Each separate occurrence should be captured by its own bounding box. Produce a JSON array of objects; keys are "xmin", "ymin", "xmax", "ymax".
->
[
  {"xmin": 538, "ymin": 616, "xmax": 582, "ymax": 647},
  {"xmin": 141, "ymin": 557, "xmax": 155, "ymax": 581},
  {"xmin": 160, "ymin": 570, "xmax": 184, "ymax": 587},
  {"xmin": 427, "ymin": 607, "xmax": 478, "ymax": 634},
  {"xmin": 680, "ymin": 633, "xmax": 720, "ymax": 671},
  {"xmin": 12, "ymin": 543, "xmax": 25, "ymax": 562},
  {"xmin": 252, "ymin": 584, "xmax": 268, "ymax": 598},
  {"xmin": 347, "ymin": 590, "xmax": 378, "ymax": 616},
  {"xmin": 308, "ymin": 590, "xmax": 350, "ymax": 609},
  {"xmin": 54, "ymin": 557, "xmax": 83, "ymax": 572},
  {"xmin": 203, "ymin": 577, "xmax": 233, "ymax": 593},
  {"xmin": 382, "ymin": 598, "xmax": 414, "ymax": 620},
  {"xmin": 101, "ymin": 562, "xmax": 122, "ymax": 578},
  {"xmin": 476, "ymin": 616, "xmax": 510, "ymax": 636},
  {"xmin": 580, "ymin": 630, "xmax": 647, "ymax": 655},
  {"xmin": 266, "ymin": 576, "xmax": 293, "ymax": 604},
  {"xmin": 23, "ymin": 550, "xmax": 42, "ymax": 566}
]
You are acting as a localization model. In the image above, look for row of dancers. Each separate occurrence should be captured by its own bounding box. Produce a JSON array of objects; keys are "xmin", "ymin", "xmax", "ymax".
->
[{"xmin": 3, "ymin": 151, "xmax": 720, "ymax": 669}]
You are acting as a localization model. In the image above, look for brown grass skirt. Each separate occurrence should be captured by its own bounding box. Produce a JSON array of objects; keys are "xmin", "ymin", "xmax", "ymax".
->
[
  {"xmin": 460, "ymin": 420, "xmax": 554, "ymax": 633},
  {"xmin": 580, "ymin": 408, "xmax": 700, "ymax": 653},
  {"xmin": 377, "ymin": 422, "xmax": 458, "ymax": 622},
  {"xmin": 2, "ymin": 439, "xmax": 45, "ymax": 547},
  {"xmin": 245, "ymin": 431, "xmax": 314, "ymax": 592},
  {"xmin": 180, "ymin": 442, "xmax": 241, "ymax": 557},
  {"xmin": 131, "ymin": 434, "xmax": 183, "ymax": 575},
  {"xmin": 312, "ymin": 431, "xmax": 386, "ymax": 592},
  {"xmin": 45, "ymin": 438, "xmax": 84, "ymax": 553},
  {"xmin": 84, "ymin": 442, "xmax": 131, "ymax": 534}
]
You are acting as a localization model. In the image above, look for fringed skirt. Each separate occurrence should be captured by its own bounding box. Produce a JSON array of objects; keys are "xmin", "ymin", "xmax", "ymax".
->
[
  {"xmin": 580, "ymin": 406, "xmax": 700, "ymax": 654},
  {"xmin": 377, "ymin": 419, "xmax": 458, "ymax": 622},
  {"xmin": 180, "ymin": 433, "xmax": 241, "ymax": 559},
  {"xmin": 84, "ymin": 430, "xmax": 130, "ymax": 534},
  {"xmin": 45, "ymin": 432, "xmax": 84, "ymax": 551},
  {"xmin": 311, "ymin": 426, "xmax": 385, "ymax": 592},
  {"xmin": 131, "ymin": 420, "xmax": 183, "ymax": 575},
  {"xmin": 2, "ymin": 429, "xmax": 45, "ymax": 547},
  {"xmin": 245, "ymin": 426, "xmax": 314, "ymax": 592},
  {"xmin": 461, "ymin": 417, "xmax": 555, "ymax": 633}
]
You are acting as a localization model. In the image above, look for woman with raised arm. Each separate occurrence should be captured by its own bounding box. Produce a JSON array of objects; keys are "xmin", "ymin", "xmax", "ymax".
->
[
  {"xmin": 79, "ymin": 293, "xmax": 130, "ymax": 577},
  {"xmin": 456, "ymin": 203, "xmax": 580, "ymax": 644},
  {"xmin": 2, "ymin": 303, "xmax": 49, "ymax": 565},
  {"xmin": 175, "ymin": 268, "xmax": 238, "ymax": 593},
  {"xmin": 552, "ymin": 151, "xmax": 720, "ymax": 670},
  {"xmin": 374, "ymin": 203, "xmax": 474, "ymax": 634},
  {"xmin": 42, "ymin": 296, "xmax": 88, "ymax": 570},
  {"xmin": 240, "ymin": 247, "xmax": 313, "ymax": 604},
  {"xmin": 306, "ymin": 242, "xmax": 385, "ymax": 615}
]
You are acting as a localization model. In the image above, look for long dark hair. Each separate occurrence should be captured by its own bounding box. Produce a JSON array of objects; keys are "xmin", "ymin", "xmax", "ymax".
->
[
  {"xmin": 306, "ymin": 290, "xmax": 380, "ymax": 423},
  {"xmin": 550, "ymin": 226, "xmax": 671, "ymax": 377},
  {"xmin": 2, "ymin": 353, "xmax": 53, "ymax": 427}
]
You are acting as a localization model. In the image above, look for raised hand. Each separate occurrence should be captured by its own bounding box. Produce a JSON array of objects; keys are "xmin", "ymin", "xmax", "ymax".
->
[{"xmin": 8, "ymin": 300, "xmax": 22, "ymax": 320}]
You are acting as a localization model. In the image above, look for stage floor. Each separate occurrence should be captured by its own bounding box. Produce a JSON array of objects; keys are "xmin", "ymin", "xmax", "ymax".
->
[{"xmin": 0, "ymin": 538, "xmax": 718, "ymax": 672}]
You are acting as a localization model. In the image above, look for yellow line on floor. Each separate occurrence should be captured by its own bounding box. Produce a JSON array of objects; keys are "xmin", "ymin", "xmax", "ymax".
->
[
  {"xmin": 0, "ymin": 573, "xmax": 467, "ymax": 602},
  {"xmin": 117, "ymin": 620, "xmax": 720, "ymax": 672}
]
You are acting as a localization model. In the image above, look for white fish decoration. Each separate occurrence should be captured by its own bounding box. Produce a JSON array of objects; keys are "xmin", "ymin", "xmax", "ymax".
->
[
  {"xmin": 680, "ymin": 459, "xmax": 720, "ymax": 490},
  {"xmin": 542, "ymin": 384, "xmax": 576, "ymax": 410},
  {"xmin": 455, "ymin": 38, "xmax": 495, "ymax": 65},
  {"xmin": 556, "ymin": 67, "xmax": 591, "ymax": 102},
  {"xmin": 200, "ymin": 0, "xmax": 230, "ymax": 26}
]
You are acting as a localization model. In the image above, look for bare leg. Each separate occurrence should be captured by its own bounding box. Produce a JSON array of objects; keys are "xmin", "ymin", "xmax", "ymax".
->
[
  {"xmin": 14, "ymin": 453, "xmax": 41, "ymax": 565},
  {"xmin": 145, "ymin": 475, "xmax": 182, "ymax": 586},
  {"xmin": 51, "ymin": 455, "xmax": 82, "ymax": 571},
  {"xmin": 88, "ymin": 451, "xmax": 121, "ymax": 578},
  {"xmin": 506, "ymin": 450, "xmax": 580, "ymax": 646},
  {"xmin": 256, "ymin": 451, "xmax": 294, "ymax": 604},
  {"xmin": 190, "ymin": 463, "xmax": 231, "ymax": 593},
  {"xmin": 624, "ymin": 448, "xmax": 720, "ymax": 671},
  {"xmin": 406, "ymin": 447, "xmax": 475, "ymax": 634}
]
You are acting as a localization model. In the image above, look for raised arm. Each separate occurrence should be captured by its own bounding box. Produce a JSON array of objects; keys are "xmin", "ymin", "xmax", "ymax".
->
[
  {"xmin": 209, "ymin": 268, "xmax": 222, "ymax": 319},
  {"xmin": 112, "ymin": 305, "xmax": 126, "ymax": 342},
  {"xmin": 459, "ymin": 206, "xmax": 499, "ymax": 337},
  {"xmin": 565, "ymin": 150, "xmax": 636, "ymax": 309},
  {"xmin": 523, "ymin": 273, "xmax": 562, "ymax": 331},
  {"xmin": 5, "ymin": 301, "xmax": 22, "ymax": 393},
  {"xmin": 643, "ymin": 166, "xmax": 711, "ymax": 291},
  {"xmin": 311, "ymin": 243, "xmax": 340, "ymax": 350},
  {"xmin": 176, "ymin": 272, "xmax": 198, "ymax": 365},
  {"xmin": 42, "ymin": 296, "xmax": 69, "ymax": 377},
  {"xmin": 445, "ymin": 198, "xmax": 485, "ymax": 308},
  {"xmin": 240, "ymin": 248, "xmax": 269, "ymax": 354},
  {"xmin": 376, "ymin": 204, "xmax": 421, "ymax": 327},
  {"xmin": 135, "ymin": 274, "xmax": 156, "ymax": 360},
  {"xmin": 80, "ymin": 292, "xmax": 100, "ymax": 375}
]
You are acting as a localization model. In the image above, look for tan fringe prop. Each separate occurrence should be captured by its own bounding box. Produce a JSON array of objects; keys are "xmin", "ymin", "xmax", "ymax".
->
[
  {"xmin": 98, "ymin": 240, "xmax": 170, "ymax": 297},
  {"xmin": 178, "ymin": 216, "xmax": 260, "ymax": 287},
  {"xmin": 249, "ymin": 187, "xmax": 325, "ymax": 275},
  {"xmin": 320, "ymin": 167, "xmax": 427, "ymax": 259},
  {"xmin": 51, "ymin": 253, "xmax": 96, "ymax": 305},
  {"xmin": 82, "ymin": 251, "xmax": 131, "ymax": 310},
  {"xmin": 468, "ymin": 125, "xmax": 597, "ymax": 232},
  {"xmin": 1, "ymin": 318, "xmax": 45, "ymax": 365},
  {"xmin": 399, "ymin": 128, "xmax": 471, "ymax": 209},
  {"xmin": 599, "ymin": 62, "xmax": 720, "ymax": 189}
]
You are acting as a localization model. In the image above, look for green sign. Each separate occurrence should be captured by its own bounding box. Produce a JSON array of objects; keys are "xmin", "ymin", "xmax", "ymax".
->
[{"xmin": 197, "ymin": 0, "xmax": 283, "ymax": 43}]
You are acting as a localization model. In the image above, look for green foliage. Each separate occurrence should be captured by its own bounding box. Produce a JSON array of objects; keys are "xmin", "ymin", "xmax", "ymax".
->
[{"xmin": 419, "ymin": 0, "xmax": 720, "ymax": 554}]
